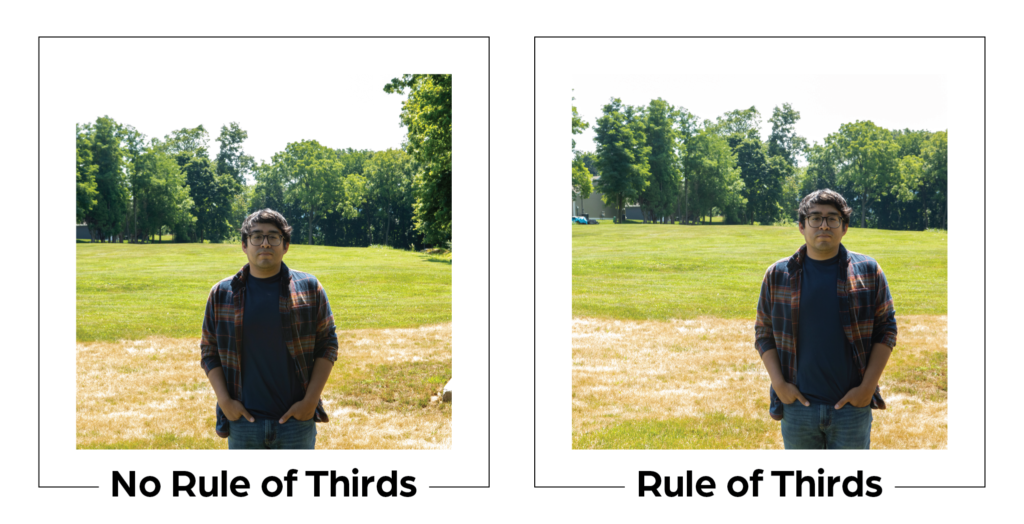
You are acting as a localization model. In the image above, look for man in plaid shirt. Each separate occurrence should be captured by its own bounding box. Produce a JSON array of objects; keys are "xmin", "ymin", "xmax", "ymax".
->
[
  {"xmin": 755, "ymin": 189, "xmax": 897, "ymax": 449},
  {"xmin": 200, "ymin": 209, "xmax": 338, "ymax": 449}
]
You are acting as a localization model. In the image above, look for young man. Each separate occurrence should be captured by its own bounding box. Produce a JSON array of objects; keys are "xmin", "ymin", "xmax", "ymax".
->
[
  {"xmin": 755, "ymin": 189, "xmax": 897, "ymax": 449},
  {"xmin": 200, "ymin": 209, "xmax": 338, "ymax": 449}
]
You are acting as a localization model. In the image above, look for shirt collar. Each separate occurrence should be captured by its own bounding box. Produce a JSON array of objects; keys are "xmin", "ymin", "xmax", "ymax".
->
[{"xmin": 788, "ymin": 243, "xmax": 848, "ymax": 271}]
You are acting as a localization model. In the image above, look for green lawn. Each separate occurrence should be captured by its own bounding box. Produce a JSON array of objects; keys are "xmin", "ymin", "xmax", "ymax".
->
[
  {"xmin": 77, "ymin": 243, "xmax": 451, "ymax": 341},
  {"xmin": 572, "ymin": 223, "xmax": 946, "ymax": 320}
]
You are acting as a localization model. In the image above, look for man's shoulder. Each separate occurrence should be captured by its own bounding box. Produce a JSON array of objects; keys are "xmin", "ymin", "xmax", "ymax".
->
[
  {"xmin": 286, "ymin": 268, "xmax": 322, "ymax": 289},
  {"xmin": 845, "ymin": 249, "xmax": 883, "ymax": 274},
  {"xmin": 210, "ymin": 275, "xmax": 235, "ymax": 294},
  {"xmin": 764, "ymin": 255, "xmax": 793, "ymax": 277}
]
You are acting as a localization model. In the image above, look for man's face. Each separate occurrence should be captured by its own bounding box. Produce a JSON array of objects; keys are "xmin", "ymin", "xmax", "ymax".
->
[
  {"xmin": 242, "ymin": 223, "xmax": 289, "ymax": 277},
  {"xmin": 798, "ymin": 203, "xmax": 847, "ymax": 259}
]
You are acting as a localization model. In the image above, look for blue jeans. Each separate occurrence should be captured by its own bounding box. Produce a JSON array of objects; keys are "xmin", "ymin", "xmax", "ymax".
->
[
  {"xmin": 227, "ymin": 418, "xmax": 317, "ymax": 449},
  {"xmin": 780, "ymin": 402, "xmax": 872, "ymax": 449}
]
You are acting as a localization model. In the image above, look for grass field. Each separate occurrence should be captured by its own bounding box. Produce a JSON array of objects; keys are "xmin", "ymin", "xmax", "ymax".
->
[
  {"xmin": 572, "ymin": 223, "xmax": 947, "ymax": 449},
  {"xmin": 76, "ymin": 243, "xmax": 451, "ymax": 449},
  {"xmin": 573, "ymin": 223, "xmax": 946, "ymax": 320},
  {"xmin": 77, "ymin": 243, "xmax": 451, "ymax": 341}
]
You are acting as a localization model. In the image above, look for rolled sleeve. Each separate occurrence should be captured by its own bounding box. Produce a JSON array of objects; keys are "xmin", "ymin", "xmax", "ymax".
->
[
  {"xmin": 754, "ymin": 268, "xmax": 778, "ymax": 357},
  {"xmin": 313, "ymin": 283, "xmax": 339, "ymax": 362},
  {"xmin": 200, "ymin": 285, "xmax": 222, "ymax": 374},
  {"xmin": 871, "ymin": 267, "xmax": 898, "ymax": 349}
]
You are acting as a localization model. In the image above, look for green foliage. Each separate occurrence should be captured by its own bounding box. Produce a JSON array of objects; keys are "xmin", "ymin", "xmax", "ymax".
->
[
  {"xmin": 684, "ymin": 127, "xmax": 743, "ymax": 224},
  {"xmin": 594, "ymin": 98, "xmax": 651, "ymax": 221},
  {"xmin": 215, "ymin": 122, "xmax": 255, "ymax": 186},
  {"xmin": 75, "ymin": 123, "xmax": 99, "ymax": 226},
  {"xmin": 271, "ymin": 139, "xmax": 368, "ymax": 245},
  {"xmin": 362, "ymin": 149, "xmax": 419, "ymax": 248},
  {"xmin": 76, "ymin": 243, "xmax": 452, "ymax": 341},
  {"xmin": 712, "ymin": 106, "xmax": 761, "ymax": 137},
  {"xmin": 767, "ymin": 102, "xmax": 807, "ymax": 167},
  {"xmin": 572, "ymin": 154, "xmax": 593, "ymax": 201},
  {"xmin": 828, "ymin": 120, "xmax": 901, "ymax": 228},
  {"xmin": 385, "ymin": 74, "xmax": 452, "ymax": 247},
  {"xmin": 572, "ymin": 224, "xmax": 947, "ymax": 321},
  {"xmin": 572, "ymin": 89, "xmax": 589, "ymax": 150},
  {"xmin": 638, "ymin": 98, "xmax": 681, "ymax": 222},
  {"xmin": 83, "ymin": 116, "xmax": 128, "ymax": 241}
]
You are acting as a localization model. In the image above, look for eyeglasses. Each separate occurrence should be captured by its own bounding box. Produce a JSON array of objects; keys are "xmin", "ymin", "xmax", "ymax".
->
[
  {"xmin": 806, "ymin": 215, "xmax": 843, "ymax": 228},
  {"xmin": 249, "ymin": 233, "xmax": 283, "ymax": 246}
]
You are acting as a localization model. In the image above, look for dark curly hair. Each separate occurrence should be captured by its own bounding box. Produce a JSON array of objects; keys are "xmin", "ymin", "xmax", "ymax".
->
[
  {"xmin": 240, "ymin": 208, "xmax": 293, "ymax": 247},
  {"xmin": 797, "ymin": 189, "xmax": 853, "ymax": 227}
]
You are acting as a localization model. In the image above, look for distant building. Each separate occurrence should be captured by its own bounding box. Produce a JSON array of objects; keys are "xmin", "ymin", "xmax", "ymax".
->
[
  {"xmin": 572, "ymin": 176, "xmax": 641, "ymax": 220},
  {"xmin": 76, "ymin": 224, "xmax": 91, "ymax": 240}
]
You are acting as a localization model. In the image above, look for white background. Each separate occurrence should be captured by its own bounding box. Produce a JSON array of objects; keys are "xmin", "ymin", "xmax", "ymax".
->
[
  {"xmin": 538, "ymin": 37, "xmax": 980, "ymax": 486},
  {"xmin": 3, "ymin": 1, "xmax": 1022, "ymax": 522}
]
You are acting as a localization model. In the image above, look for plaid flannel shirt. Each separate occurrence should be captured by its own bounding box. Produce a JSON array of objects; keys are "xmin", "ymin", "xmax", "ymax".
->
[
  {"xmin": 200, "ymin": 262, "xmax": 338, "ymax": 437},
  {"xmin": 755, "ymin": 244, "xmax": 897, "ymax": 421}
]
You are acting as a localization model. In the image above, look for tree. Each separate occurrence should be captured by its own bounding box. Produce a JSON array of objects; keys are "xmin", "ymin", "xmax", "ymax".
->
[
  {"xmin": 572, "ymin": 89, "xmax": 589, "ymax": 151},
  {"xmin": 362, "ymin": 148, "xmax": 418, "ymax": 247},
  {"xmin": 686, "ymin": 127, "xmax": 742, "ymax": 223},
  {"xmin": 76, "ymin": 123, "xmax": 99, "ymax": 227},
  {"xmin": 118, "ymin": 123, "xmax": 147, "ymax": 242},
  {"xmin": 827, "ymin": 120, "xmax": 901, "ymax": 228},
  {"xmin": 713, "ymin": 106, "xmax": 762, "ymax": 137},
  {"xmin": 920, "ymin": 130, "xmax": 948, "ymax": 229},
  {"xmin": 385, "ymin": 74, "xmax": 452, "ymax": 247},
  {"xmin": 137, "ymin": 138, "xmax": 196, "ymax": 241},
  {"xmin": 572, "ymin": 153, "xmax": 593, "ymax": 211},
  {"xmin": 164, "ymin": 125, "xmax": 236, "ymax": 242},
  {"xmin": 637, "ymin": 98, "xmax": 681, "ymax": 223},
  {"xmin": 84, "ymin": 116, "xmax": 127, "ymax": 241},
  {"xmin": 273, "ymin": 139, "xmax": 367, "ymax": 245},
  {"xmin": 767, "ymin": 103, "xmax": 807, "ymax": 167},
  {"xmin": 216, "ymin": 122, "xmax": 256, "ymax": 186},
  {"xmin": 594, "ymin": 98, "xmax": 651, "ymax": 222}
]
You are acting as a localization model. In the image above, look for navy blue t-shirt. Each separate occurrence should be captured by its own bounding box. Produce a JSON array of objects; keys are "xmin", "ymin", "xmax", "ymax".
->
[
  {"xmin": 796, "ymin": 254, "xmax": 860, "ymax": 405},
  {"xmin": 240, "ymin": 271, "xmax": 306, "ymax": 419}
]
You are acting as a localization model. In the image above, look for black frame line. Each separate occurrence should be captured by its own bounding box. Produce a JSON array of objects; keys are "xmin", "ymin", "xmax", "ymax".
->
[
  {"xmin": 40, "ymin": 35, "xmax": 490, "ymax": 490},
  {"xmin": 533, "ymin": 35, "xmax": 984, "ymax": 490}
]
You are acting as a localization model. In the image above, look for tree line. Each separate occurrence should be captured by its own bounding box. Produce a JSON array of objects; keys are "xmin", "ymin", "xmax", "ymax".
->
[
  {"xmin": 572, "ymin": 96, "xmax": 948, "ymax": 231},
  {"xmin": 76, "ymin": 74, "xmax": 452, "ymax": 249}
]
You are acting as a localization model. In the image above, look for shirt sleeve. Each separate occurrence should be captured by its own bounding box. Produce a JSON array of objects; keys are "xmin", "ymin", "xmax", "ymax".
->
[
  {"xmin": 754, "ymin": 265, "xmax": 778, "ymax": 357},
  {"xmin": 313, "ymin": 282, "xmax": 339, "ymax": 362},
  {"xmin": 872, "ymin": 265, "xmax": 898, "ymax": 349},
  {"xmin": 200, "ymin": 284, "xmax": 222, "ymax": 374}
]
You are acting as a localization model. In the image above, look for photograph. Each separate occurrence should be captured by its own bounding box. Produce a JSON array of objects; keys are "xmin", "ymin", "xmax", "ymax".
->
[
  {"xmin": 75, "ymin": 66, "xmax": 453, "ymax": 450},
  {"xmin": 570, "ymin": 74, "xmax": 947, "ymax": 450}
]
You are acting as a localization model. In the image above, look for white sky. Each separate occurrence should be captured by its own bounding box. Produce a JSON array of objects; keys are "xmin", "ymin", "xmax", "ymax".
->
[
  {"xmin": 64, "ymin": 39, "xmax": 411, "ymax": 184},
  {"xmin": 572, "ymin": 74, "xmax": 946, "ymax": 166}
]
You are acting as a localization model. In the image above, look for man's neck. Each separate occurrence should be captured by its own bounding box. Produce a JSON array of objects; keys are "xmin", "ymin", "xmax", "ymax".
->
[
  {"xmin": 249, "ymin": 264, "xmax": 283, "ymax": 280},
  {"xmin": 804, "ymin": 244, "xmax": 840, "ymax": 261}
]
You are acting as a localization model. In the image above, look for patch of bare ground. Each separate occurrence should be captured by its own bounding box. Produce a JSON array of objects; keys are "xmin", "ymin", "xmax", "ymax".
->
[
  {"xmin": 77, "ymin": 324, "xmax": 451, "ymax": 449},
  {"xmin": 572, "ymin": 315, "xmax": 946, "ymax": 449}
]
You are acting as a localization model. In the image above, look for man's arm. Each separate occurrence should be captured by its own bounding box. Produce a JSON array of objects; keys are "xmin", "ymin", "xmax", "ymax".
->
[
  {"xmin": 200, "ymin": 284, "xmax": 253, "ymax": 422},
  {"xmin": 206, "ymin": 366, "xmax": 254, "ymax": 422},
  {"xmin": 755, "ymin": 266, "xmax": 808, "ymax": 406},
  {"xmin": 279, "ymin": 357, "xmax": 334, "ymax": 424},
  {"xmin": 834, "ymin": 342, "xmax": 893, "ymax": 409},
  {"xmin": 834, "ymin": 263, "xmax": 898, "ymax": 409},
  {"xmin": 760, "ymin": 349, "xmax": 809, "ymax": 406}
]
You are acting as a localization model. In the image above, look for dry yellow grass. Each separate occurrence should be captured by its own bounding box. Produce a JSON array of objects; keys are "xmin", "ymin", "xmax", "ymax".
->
[
  {"xmin": 572, "ymin": 315, "xmax": 947, "ymax": 449},
  {"xmin": 77, "ymin": 324, "xmax": 451, "ymax": 449}
]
